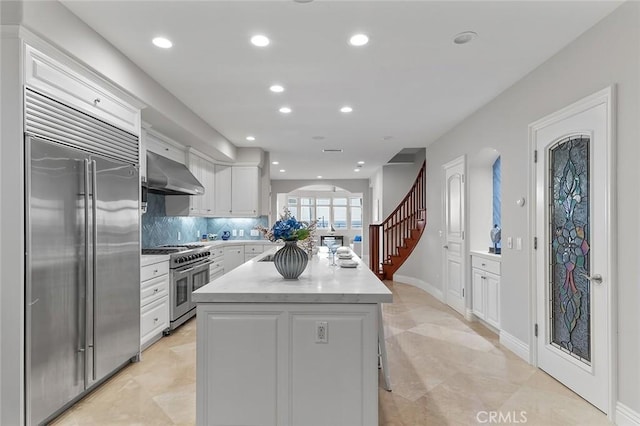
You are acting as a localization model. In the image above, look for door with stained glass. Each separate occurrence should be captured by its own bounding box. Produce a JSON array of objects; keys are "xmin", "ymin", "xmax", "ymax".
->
[{"xmin": 532, "ymin": 89, "xmax": 613, "ymax": 414}]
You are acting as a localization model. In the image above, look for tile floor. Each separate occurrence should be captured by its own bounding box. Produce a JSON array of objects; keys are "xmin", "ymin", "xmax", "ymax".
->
[{"xmin": 52, "ymin": 281, "xmax": 610, "ymax": 425}]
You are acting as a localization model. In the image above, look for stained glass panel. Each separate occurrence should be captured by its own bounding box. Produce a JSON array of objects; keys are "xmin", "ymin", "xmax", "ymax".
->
[{"xmin": 549, "ymin": 137, "xmax": 591, "ymax": 363}]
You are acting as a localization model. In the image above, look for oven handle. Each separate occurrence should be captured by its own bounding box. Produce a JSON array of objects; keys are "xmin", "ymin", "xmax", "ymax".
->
[{"xmin": 174, "ymin": 259, "xmax": 214, "ymax": 275}]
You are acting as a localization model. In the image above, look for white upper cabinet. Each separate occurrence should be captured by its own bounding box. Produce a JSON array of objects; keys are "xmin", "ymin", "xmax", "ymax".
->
[
  {"xmin": 24, "ymin": 45, "xmax": 141, "ymax": 136},
  {"xmin": 145, "ymin": 130, "xmax": 186, "ymax": 165},
  {"xmin": 231, "ymin": 166, "xmax": 260, "ymax": 217},
  {"xmin": 213, "ymin": 165, "xmax": 232, "ymax": 216}
]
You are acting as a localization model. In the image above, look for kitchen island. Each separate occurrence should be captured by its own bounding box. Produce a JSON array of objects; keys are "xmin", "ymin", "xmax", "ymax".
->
[{"xmin": 192, "ymin": 248, "xmax": 392, "ymax": 426}]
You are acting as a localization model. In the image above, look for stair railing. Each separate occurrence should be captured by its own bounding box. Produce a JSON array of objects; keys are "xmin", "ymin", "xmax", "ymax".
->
[{"xmin": 369, "ymin": 161, "xmax": 426, "ymax": 278}]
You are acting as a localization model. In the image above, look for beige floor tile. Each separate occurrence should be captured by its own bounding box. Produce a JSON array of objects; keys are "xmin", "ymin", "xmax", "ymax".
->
[{"xmin": 49, "ymin": 281, "xmax": 609, "ymax": 425}]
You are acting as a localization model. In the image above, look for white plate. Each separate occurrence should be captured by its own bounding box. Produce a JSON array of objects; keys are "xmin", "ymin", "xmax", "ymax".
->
[
  {"xmin": 339, "ymin": 260, "xmax": 358, "ymax": 268},
  {"xmin": 336, "ymin": 247, "xmax": 351, "ymax": 254},
  {"xmin": 338, "ymin": 253, "xmax": 353, "ymax": 259}
]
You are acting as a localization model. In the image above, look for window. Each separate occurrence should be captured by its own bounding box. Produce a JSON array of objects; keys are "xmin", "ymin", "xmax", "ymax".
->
[
  {"xmin": 350, "ymin": 197, "xmax": 362, "ymax": 229},
  {"xmin": 285, "ymin": 195, "xmax": 363, "ymax": 230}
]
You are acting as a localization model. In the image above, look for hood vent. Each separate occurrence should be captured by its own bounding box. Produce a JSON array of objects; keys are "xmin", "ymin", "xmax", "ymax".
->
[{"xmin": 146, "ymin": 151, "xmax": 204, "ymax": 196}]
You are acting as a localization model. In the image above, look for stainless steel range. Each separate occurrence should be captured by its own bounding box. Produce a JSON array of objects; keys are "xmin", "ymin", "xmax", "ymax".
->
[{"xmin": 142, "ymin": 244, "xmax": 212, "ymax": 331}]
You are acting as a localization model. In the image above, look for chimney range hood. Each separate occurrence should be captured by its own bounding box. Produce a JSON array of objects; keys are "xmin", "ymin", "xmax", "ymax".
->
[{"xmin": 146, "ymin": 151, "xmax": 204, "ymax": 196}]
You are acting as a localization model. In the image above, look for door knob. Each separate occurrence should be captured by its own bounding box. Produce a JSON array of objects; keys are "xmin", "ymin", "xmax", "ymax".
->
[{"xmin": 581, "ymin": 273, "xmax": 603, "ymax": 284}]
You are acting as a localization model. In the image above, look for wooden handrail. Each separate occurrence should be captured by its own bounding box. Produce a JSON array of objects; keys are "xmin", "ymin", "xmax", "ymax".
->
[{"xmin": 369, "ymin": 161, "xmax": 426, "ymax": 279}]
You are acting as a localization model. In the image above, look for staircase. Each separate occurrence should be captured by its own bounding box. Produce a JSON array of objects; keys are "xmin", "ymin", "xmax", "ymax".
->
[{"xmin": 369, "ymin": 161, "xmax": 426, "ymax": 280}]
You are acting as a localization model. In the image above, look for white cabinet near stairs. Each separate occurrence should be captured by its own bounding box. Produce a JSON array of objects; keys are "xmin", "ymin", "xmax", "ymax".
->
[{"xmin": 471, "ymin": 253, "xmax": 501, "ymax": 329}]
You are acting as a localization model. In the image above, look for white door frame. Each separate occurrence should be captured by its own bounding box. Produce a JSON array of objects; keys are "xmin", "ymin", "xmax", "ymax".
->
[
  {"xmin": 442, "ymin": 155, "xmax": 468, "ymax": 317},
  {"xmin": 528, "ymin": 86, "xmax": 617, "ymax": 419}
]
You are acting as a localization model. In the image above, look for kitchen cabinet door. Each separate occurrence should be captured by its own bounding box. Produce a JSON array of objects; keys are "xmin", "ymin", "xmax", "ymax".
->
[
  {"xmin": 223, "ymin": 246, "xmax": 244, "ymax": 272},
  {"xmin": 202, "ymin": 160, "xmax": 216, "ymax": 215},
  {"xmin": 471, "ymin": 268, "xmax": 486, "ymax": 320},
  {"xmin": 485, "ymin": 272, "xmax": 500, "ymax": 329},
  {"xmin": 231, "ymin": 166, "xmax": 260, "ymax": 216},
  {"xmin": 214, "ymin": 164, "xmax": 232, "ymax": 216}
]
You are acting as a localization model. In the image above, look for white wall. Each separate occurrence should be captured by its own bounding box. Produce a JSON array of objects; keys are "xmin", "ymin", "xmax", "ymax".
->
[
  {"xmin": 398, "ymin": 1, "xmax": 639, "ymax": 415},
  {"xmin": 469, "ymin": 165, "xmax": 493, "ymax": 252},
  {"xmin": 381, "ymin": 151, "xmax": 426, "ymax": 219},
  {"xmin": 369, "ymin": 168, "xmax": 383, "ymax": 223},
  {"xmin": 0, "ymin": 15, "xmax": 25, "ymax": 426}
]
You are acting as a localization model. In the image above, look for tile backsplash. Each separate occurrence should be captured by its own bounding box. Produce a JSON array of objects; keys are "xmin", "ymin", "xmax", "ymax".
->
[{"xmin": 142, "ymin": 193, "xmax": 269, "ymax": 248}]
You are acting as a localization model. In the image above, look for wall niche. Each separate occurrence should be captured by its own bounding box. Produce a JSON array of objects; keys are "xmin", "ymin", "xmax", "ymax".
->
[{"xmin": 469, "ymin": 148, "xmax": 501, "ymax": 254}]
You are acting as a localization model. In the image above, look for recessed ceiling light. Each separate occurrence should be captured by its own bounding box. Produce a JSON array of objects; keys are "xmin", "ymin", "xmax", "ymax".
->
[
  {"xmin": 250, "ymin": 34, "xmax": 270, "ymax": 47},
  {"xmin": 279, "ymin": 107, "xmax": 292, "ymax": 114},
  {"xmin": 312, "ymin": 136, "xmax": 325, "ymax": 140},
  {"xmin": 152, "ymin": 37, "xmax": 173, "ymax": 49},
  {"xmin": 354, "ymin": 168, "xmax": 361, "ymax": 172},
  {"xmin": 317, "ymin": 175, "xmax": 323, "ymax": 179},
  {"xmin": 246, "ymin": 136, "xmax": 255, "ymax": 141},
  {"xmin": 453, "ymin": 31, "xmax": 478, "ymax": 45},
  {"xmin": 340, "ymin": 106, "xmax": 353, "ymax": 113},
  {"xmin": 357, "ymin": 161, "xmax": 365, "ymax": 165},
  {"xmin": 279, "ymin": 169, "xmax": 286, "ymax": 173},
  {"xmin": 272, "ymin": 161, "xmax": 279, "ymax": 165},
  {"xmin": 349, "ymin": 34, "xmax": 369, "ymax": 47},
  {"xmin": 270, "ymin": 84, "xmax": 284, "ymax": 93}
]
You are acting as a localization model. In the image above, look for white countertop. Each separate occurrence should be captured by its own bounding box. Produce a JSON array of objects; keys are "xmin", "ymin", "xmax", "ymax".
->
[
  {"xmin": 140, "ymin": 254, "xmax": 170, "ymax": 266},
  {"xmin": 193, "ymin": 248, "xmax": 392, "ymax": 304},
  {"xmin": 470, "ymin": 250, "xmax": 502, "ymax": 261}
]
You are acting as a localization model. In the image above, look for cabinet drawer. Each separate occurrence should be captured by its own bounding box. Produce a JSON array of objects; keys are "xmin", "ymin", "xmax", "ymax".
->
[
  {"xmin": 25, "ymin": 45, "xmax": 140, "ymax": 135},
  {"xmin": 471, "ymin": 256, "xmax": 500, "ymax": 275},
  {"xmin": 244, "ymin": 245, "xmax": 264, "ymax": 254},
  {"xmin": 141, "ymin": 275, "xmax": 169, "ymax": 307},
  {"xmin": 141, "ymin": 296, "xmax": 169, "ymax": 345},
  {"xmin": 209, "ymin": 247, "xmax": 224, "ymax": 259},
  {"xmin": 141, "ymin": 261, "xmax": 169, "ymax": 282}
]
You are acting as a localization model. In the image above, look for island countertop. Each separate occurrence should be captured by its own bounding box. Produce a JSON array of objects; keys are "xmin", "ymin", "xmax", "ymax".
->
[{"xmin": 192, "ymin": 248, "xmax": 392, "ymax": 304}]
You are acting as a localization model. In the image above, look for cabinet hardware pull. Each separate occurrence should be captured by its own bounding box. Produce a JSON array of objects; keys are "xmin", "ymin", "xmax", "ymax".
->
[
  {"xmin": 93, "ymin": 98, "xmax": 101, "ymax": 104},
  {"xmin": 154, "ymin": 318, "xmax": 158, "ymax": 322},
  {"xmin": 154, "ymin": 288, "xmax": 159, "ymax": 293},
  {"xmin": 153, "ymin": 269, "xmax": 158, "ymax": 273}
]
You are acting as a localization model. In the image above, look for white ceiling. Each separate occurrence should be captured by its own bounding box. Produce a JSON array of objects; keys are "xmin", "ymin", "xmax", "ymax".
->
[{"xmin": 61, "ymin": 0, "xmax": 620, "ymax": 180}]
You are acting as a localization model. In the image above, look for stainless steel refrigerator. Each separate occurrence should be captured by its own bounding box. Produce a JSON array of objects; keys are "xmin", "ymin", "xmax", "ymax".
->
[{"xmin": 24, "ymin": 89, "xmax": 140, "ymax": 425}]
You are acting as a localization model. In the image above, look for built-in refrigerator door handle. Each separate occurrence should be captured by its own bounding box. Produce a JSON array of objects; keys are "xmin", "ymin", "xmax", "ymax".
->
[
  {"xmin": 91, "ymin": 159, "xmax": 98, "ymax": 382},
  {"xmin": 83, "ymin": 159, "xmax": 90, "ymax": 386}
]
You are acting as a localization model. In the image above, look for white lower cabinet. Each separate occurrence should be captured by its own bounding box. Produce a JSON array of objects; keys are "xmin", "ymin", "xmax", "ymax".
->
[
  {"xmin": 471, "ymin": 254, "xmax": 501, "ymax": 329},
  {"xmin": 223, "ymin": 246, "xmax": 244, "ymax": 272},
  {"xmin": 140, "ymin": 258, "xmax": 170, "ymax": 349},
  {"xmin": 244, "ymin": 244, "xmax": 264, "ymax": 262},
  {"xmin": 196, "ymin": 303, "xmax": 377, "ymax": 426},
  {"xmin": 209, "ymin": 247, "xmax": 224, "ymax": 278}
]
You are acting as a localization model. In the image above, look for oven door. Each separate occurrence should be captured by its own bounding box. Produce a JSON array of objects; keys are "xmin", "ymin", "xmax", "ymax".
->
[
  {"xmin": 190, "ymin": 261, "xmax": 211, "ymax": 309},
  {"xmin": 171, "ymin": 265, "xmax": 195, "ymax": 322}
]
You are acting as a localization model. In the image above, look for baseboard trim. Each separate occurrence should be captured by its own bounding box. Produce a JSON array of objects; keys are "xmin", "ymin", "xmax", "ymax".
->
[
  {"xmin": 465, "ymin": 308, "xmax": 475, "ymax": 322},
  {"xmin": 499, "ymin": 330, "xmax": 530, "ymax": 362},
  {"xmin": 393, "ymin": 274, "xmax": 444, "ymax": 302},
  {"xmin": 616, "ymin": 402, "xmax": 640, "ymax": 426}
]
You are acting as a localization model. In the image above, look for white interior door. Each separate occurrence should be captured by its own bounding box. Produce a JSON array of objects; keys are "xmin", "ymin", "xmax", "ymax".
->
[
  {"xmin": 443, "ymin": 156, "xmax": 466, "ymax": 315},
  {"xmin": 532, "ymin": 88, "xmax": 613, "ymax": 413}
]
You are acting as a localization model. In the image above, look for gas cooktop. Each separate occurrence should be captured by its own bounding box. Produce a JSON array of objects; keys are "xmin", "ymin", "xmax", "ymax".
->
[{"xmin": 141, "ymin": 243, "xmax": 209, "ymax": 255}]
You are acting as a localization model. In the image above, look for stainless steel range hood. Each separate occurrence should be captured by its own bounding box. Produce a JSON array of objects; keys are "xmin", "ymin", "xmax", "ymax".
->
[{"xmin": 146, "ymin": 151, "xmax": 204, "ymax": 195}]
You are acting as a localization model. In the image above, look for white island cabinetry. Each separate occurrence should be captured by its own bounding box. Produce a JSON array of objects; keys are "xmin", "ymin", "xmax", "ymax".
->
[{"xmin": 193, "ymin": 250, "xmax": 392, "ymax": 426}]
